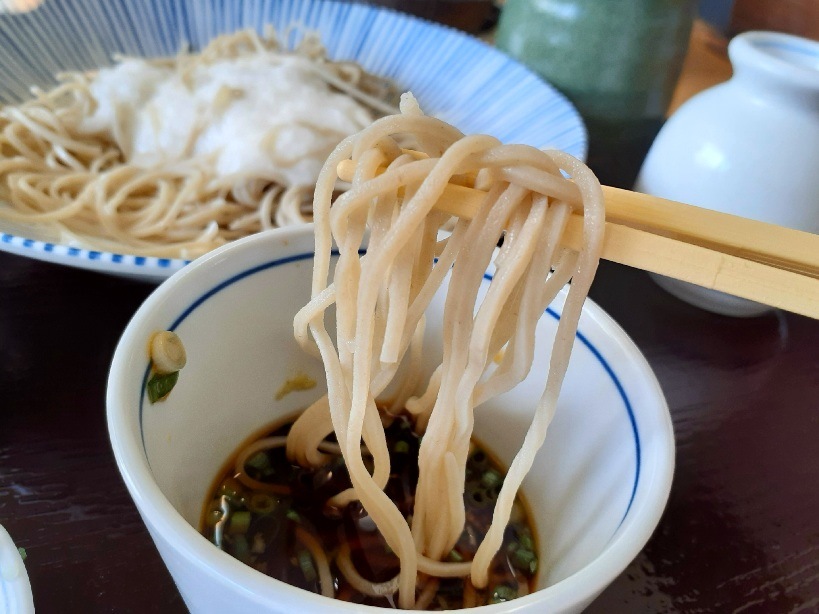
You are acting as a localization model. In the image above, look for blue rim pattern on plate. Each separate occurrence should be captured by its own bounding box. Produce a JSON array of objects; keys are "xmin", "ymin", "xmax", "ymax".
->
[
  {"xmin": 137, "ymin": 251, "xmax": 640, "ymax": 520},
  {"xmin": 0, "ymin": 0, "xmax": 586, "ymax": 281}
]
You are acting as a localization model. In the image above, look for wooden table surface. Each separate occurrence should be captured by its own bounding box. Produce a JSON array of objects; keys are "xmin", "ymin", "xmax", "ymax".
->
[{"xmin": 2, "ymin": 249, "xmax": 819, "ymax": 613}]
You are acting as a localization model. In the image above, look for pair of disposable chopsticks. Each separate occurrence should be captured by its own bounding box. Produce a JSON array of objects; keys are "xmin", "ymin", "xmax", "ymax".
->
[{"xmin": 337, "ymin": 156, "xmax": 819, "ymax": 319}]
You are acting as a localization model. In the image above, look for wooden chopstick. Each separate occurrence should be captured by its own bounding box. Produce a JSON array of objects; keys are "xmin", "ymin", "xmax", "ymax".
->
[
  {"xmin": 561, "ymin": 217, "xmax": 819, "ymax": 318},
  {"xmin": 602, "ymin": 187, "xmax": 819, "ymax": 280},
  {"xmin": 336, "ymin": 159, "xmax": 819, "ymax": 319}
]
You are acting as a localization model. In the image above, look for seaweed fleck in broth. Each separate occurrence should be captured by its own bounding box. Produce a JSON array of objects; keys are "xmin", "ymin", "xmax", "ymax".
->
[{"xmin": 201, "ymin": 414, "xmax": 539, "ymax": 609}]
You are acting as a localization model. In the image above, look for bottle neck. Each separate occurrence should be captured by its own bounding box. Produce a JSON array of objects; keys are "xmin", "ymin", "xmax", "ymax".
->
[{"xmin": 728, "ymin": 31, "xmax": 819, "ymax": 111}]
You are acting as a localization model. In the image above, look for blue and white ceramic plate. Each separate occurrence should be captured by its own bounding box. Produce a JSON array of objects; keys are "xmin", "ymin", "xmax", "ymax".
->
[{"xmin": 0, "ymin": 0, "xmax": 586, "ymax": 282}]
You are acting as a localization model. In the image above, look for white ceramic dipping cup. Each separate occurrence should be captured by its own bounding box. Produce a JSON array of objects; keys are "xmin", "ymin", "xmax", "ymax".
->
[{"xmin": 107, "ymin": 226, "xmax": 674, "ymax": 613}]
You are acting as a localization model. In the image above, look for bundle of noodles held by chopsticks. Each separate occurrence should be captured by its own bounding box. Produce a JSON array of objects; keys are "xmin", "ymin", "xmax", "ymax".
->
[
  {"xmin": 0, "ymin": 27, "xmax": 398, "ymax": 258},
  {"xmin": 285, "ymin": 93, "xmax": 604, "ymax": 608}
]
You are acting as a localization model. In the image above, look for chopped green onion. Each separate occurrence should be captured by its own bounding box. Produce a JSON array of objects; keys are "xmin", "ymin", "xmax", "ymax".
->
[
  {"xmin": 481, "ymin": 469, "xmax": 503, "ymax": 489},
  {"xmin": 146, "ymin": 370, "xmax": 179, "ymax": 403},
  {"xmin": 150, "ymin": 331, "xmax": 186, "ymax": 374},
  {"xmin": 228, "ymin": 511, "xmax": 251, "ymax": 535},
  {"xmin": 297, "ymin": 549, "xmax": 317, "ymax": 582},
  {"xmin": 248, "ymin": 493, "xmax": 277, "ymax": 515},
  {"xmin": 447, "ymin": 549, "xmax": 464, "ymax": 562},
  {"xmin": 518, "ymin": 531, "xmax": 534, "ymax": 551},
  {"xmin": 511, "ymin": 548, "xmax": 538, "ymax": 574},
  {"xmin": 393, "ymin": 440, "xmax": 410, "ymax": 454},
  {"xmin": 17, "ymin": 547, "xmax": 26, "ymax": 561},
  {"xmin": 286, "ymin": 509, "xmax": 301, "ymax": 523},
  {"xmin": 489, "ymin": 584, "xmax": 517, "ymax": 604},
  {"xmin": 245, "ymin": 452, "xmax": 270, "ymax": 471},
  {"xmin": 466, "ymin": 483, "xmax": 492, "ymax": 508}
]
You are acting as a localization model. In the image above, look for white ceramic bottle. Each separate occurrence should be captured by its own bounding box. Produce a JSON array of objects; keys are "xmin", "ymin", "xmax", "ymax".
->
[{"xmin": 636, "ymin": 31, "xmax": 819, "ymax": 317}]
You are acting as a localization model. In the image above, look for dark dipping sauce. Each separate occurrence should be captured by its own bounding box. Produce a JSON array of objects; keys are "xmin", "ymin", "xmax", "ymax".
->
[{"xmin": 201, "ymin": 415, "xmax": 538, "ymax": 609}]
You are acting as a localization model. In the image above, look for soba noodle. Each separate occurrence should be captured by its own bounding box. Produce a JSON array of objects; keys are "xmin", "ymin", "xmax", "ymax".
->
[
  {"xmin": 281, "ymin": 93, "xmax": 605, "ymax": 608},
  {"xmin": 0, "ymin": 28, "xmax": 397, "ymax": 258}
]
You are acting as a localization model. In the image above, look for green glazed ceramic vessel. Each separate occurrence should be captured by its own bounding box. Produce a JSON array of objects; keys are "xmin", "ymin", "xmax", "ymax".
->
[{"xmin": 496, "ymin": 0, "xmax": 696, "ymax": 186}]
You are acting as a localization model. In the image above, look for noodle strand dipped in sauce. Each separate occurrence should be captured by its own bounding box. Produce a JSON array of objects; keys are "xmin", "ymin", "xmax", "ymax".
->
[
  {"xmin": 282, "ymin": 94, "xmax": 604, "ymax": 607},
  {"xmin": 203, "ymin": 417, "xmax": 537, "ymax": 609},
  {"xmin": 0, "ymin": 28, "xmax": 397, "ymax": 258},
  {"xmin": 204, "ymin": 94, "xmax": 604, "ymax": 609}
]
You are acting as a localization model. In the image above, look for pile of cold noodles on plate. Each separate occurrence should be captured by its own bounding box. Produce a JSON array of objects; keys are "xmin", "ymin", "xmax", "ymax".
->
[
  {"xmin": 0, "ymin": 28, "xmax": 397, "ymax": 258},
  {"xmin": 283, "ymin": 94, "xmax": 604, "ymax": 608}
]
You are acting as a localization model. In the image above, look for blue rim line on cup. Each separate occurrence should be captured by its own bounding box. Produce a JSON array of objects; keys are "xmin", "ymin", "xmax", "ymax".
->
[{"xmin": 136, "ymin": 251, "xmax": 642, "ymax": 526}]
